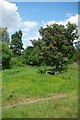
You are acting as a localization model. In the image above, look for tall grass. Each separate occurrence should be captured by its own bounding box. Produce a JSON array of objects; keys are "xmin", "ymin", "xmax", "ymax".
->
[{"xmin": 2, "ymin": 63, "xmax": 78, "ymax": 118}]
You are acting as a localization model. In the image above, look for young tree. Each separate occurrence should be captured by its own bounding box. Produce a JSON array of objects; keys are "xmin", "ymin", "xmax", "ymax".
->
[
  {"xmin": 10, "ymin": 30, "xmax": 24, "ymax": 56},
  {"xmin": 0, "ymin": 27, "xmax": 11, "ymax": 69},
  {"xmin": 2, "ymin": 42, "xmax": 12, "ymax": 69},
  {"xmin": 0, "ymin": 27, "xmax": 10, "ymax": 45},
  {"xmin": 31, "ymin": 22, "xmax": 78, "ymax": 70}
]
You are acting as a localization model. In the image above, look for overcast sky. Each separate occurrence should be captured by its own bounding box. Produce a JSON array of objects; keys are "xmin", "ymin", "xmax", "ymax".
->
[{"xmin": 0, "ymin": 0, "xmax": 79, "ymax": 48}]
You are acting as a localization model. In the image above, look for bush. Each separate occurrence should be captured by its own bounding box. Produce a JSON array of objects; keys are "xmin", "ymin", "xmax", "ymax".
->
[
  {"xmin": 21, "ymin": 46, "xmax": 40, "ymax": 66},
  {"xmin": 38, "ymin": 66, "xmax": 46, "ymax": 73},
  {"xmin": 0, "ymin": 41, "xmax": 2, "ymax": 70},
  {"xmin": 10, "ymin": 57, "xmax": 24, "ymax": 68},
  {"xmin": 37, "ymin": 66, "xmax": 53, "ymax": 74},
  {"xmin": 2, "ymin": 43, "xmax": 11, "ymax": 69}
]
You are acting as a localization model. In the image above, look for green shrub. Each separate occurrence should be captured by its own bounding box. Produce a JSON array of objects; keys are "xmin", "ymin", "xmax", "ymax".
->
[
  {"xmin": 2, "ymin": 43, "xmax": 11, "ymax": 69},
  {"xmin": 10, "ymin": 57, "xmax": 24, "ymax": 68},
  {"xmin": 38, "ymin": 66, "xmax": 48, "ymax": 73},
  {"xmin": 21, "ymin": 46, "xmax": 40, "ymax": 66},
  {"xmin": 0, "ymin": 41, "xmax": 2, "ymax": 70}
]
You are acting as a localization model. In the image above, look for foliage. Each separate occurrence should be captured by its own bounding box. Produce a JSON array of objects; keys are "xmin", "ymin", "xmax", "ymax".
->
[
  {"xmin": 2, "ymin": 42, "xmax": 12, "ymax": 69},
  {"xmin": 0, "ymin": 23, "xmax": 78, "ymax": 70},
  {"xmin": 10, "ymin": 57, "xmax": 25, "ymax": 68},
  {"xmin": 0, "ymin": 41, "xmax": 2, "ymax": 69},
  {"xmin": 10, "ymin": 30, "xmax": 24, "ymax": 56},
  {"xmin": 0, "ymin": 27, "xmax": 10, "ymax": 69},
  {"xmin": 21, "ymin": 46, "xmax": 40, "ymax": 66},
  {"xmin": 37, "ymin": 65, "xmax": 55, "ymax": 74},
  {"xmin": 0, "ymin": 27, "xmax": 10, "ymax": 45},
  {"xmin": 38, "ymin": 66, "xmax": 47, "ymax": 73},
  {"xmin": 31, "ymin": 22, "xmax": 78, "ymax": 70}
]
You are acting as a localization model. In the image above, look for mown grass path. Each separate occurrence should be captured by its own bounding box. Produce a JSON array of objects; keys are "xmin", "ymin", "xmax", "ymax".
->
[{"xmin": 3, "ymin": 93, "xmax": 68, "ymax": 109}]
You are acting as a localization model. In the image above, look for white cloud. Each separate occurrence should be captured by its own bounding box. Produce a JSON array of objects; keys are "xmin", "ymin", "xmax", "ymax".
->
[
  {"xmin": 66, "ymin": 13, "xmax": 72, "ymax": 18},
  {"xmin": 66, "ymin": 14, "xmax": 78, "ymax": 25},
  {"xmin": 0, "ymin": 0, "xmax": 79, "ymax": 47},
  {"xmin": 42, "ymin": 14, "xmax": 78, "ymax": 28},
  {"xmin": 22, "ymin": 32, "xmax": 42, "ymax": 48},
  {"xmin": 27, "ymin": 32, "xmax": 41, "ymax": 41},
  {"xmin": 0, "ymin": 0, "xmax": 38, "ymax": 33},
  {"xmin": 23, "ymin": 14, "xmax": 79, "ymax": 47},
  {"xmin": 0, "ymin": 0, "xmax": 39, "ymax": 48},
  {"xmin": 23, "ymin": 21, "xmax": 38, "ymax": 28},
  {"xmin": 0, "ymin": 0, "xmax": 21, "ymax": 31},
  {"xmin": 22, "ymin": 21, "xmax": 38, "ymax": 35},
  {"xmin": 41, "ymin": 14, "xmax": 79, "ymax": 44},
  {"xmin": 23, "ymin": 38, "xmax": 33, "ymax": 49},
  {"xmin": 21, "ymin": 21, "xmax": 38, "ymax": 48}
]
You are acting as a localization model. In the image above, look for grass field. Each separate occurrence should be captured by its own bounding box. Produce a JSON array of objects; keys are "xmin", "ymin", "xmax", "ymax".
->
[{"xmin": 2, "ymin": 63, "xmax": 78, "ymax": 118}]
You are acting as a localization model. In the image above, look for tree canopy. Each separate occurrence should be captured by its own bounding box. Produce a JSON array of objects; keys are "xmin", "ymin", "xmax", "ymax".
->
[
  {"xmin": 31, "ymin": 22, "xmax": 78, "ymax": 70},
  {"xmin": 1, "ymin": 22, "xmax": 79, "ymax": 70},
  {"xmin": 10, "ymin": 30, "xmax": 24, "ymax": 56},
  {"xmin": 0, "ymin": 27, "xmax": 11, "ymax": 69},
  {"xmin": 0, "ymin": 27, "xmax": 10, "ymax": 45}
]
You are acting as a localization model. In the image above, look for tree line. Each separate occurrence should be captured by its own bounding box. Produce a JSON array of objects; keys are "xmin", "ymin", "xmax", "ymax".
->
[{"xmin": 0, "ymin": 22, "xmax": 79, "ymax": 71}]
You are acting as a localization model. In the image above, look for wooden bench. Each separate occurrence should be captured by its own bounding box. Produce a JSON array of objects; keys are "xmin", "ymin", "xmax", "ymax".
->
[{"xmin": 46, "ymin": 70, "xmax": 60, "ymax": 75}]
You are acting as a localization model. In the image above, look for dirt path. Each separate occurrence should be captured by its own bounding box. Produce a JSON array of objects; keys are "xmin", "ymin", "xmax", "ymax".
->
[{"xmin": 3, "ymin": 93, "xmax": 68, "ymax": 109}]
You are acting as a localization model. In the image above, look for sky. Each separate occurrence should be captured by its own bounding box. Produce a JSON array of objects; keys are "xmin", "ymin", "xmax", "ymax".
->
[{"xmin": 0, "ymin": 0, "xmax": 79, "ymax": 48}]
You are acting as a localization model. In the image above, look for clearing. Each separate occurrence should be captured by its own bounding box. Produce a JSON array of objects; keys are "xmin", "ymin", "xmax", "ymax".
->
[{"xmin": 2, "ymin": 63, "xmax": 78, "ymax": 118}]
